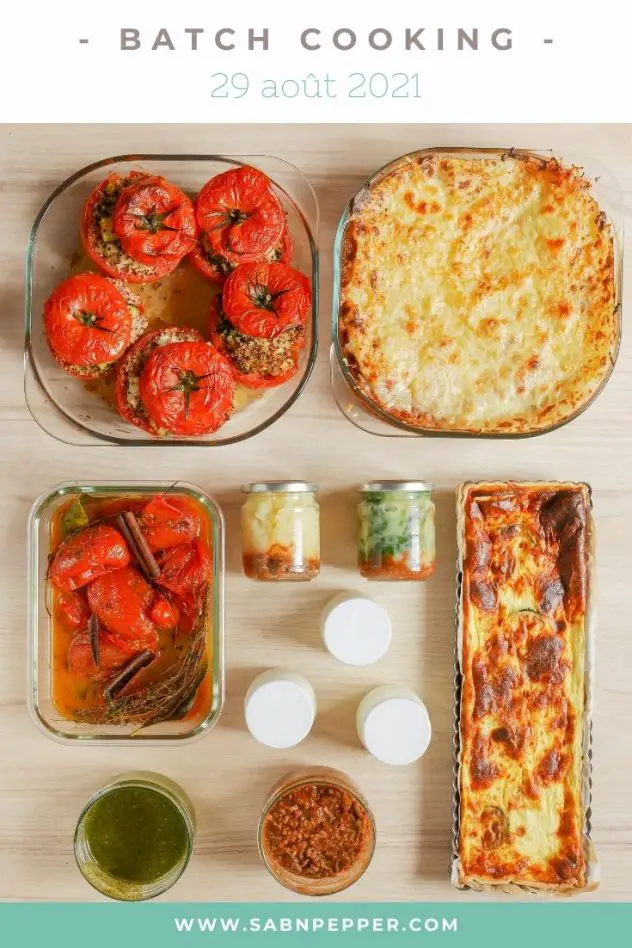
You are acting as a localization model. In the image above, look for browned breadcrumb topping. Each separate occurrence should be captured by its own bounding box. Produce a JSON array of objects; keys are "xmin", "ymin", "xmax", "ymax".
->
[
  {"xmin": 219, "ymin": 321, "xmax": 302, "ymax": 378},
  {"xmin": 90, "ymin": 174, "xmax": 156, "ymax": 279}
]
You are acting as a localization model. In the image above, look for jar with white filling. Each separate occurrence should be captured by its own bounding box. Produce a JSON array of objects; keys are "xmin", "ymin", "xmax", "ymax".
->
[{"xmin": 241, "ymin": 482, "xmax": 320, "ymax": 582}]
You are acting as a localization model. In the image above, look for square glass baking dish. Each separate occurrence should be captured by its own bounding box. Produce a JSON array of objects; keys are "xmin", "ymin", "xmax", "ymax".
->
[
  {"xmin": 27, "ymin": 480, "xmax": 225, "ymax": 745},
  {"xmin": 25, "ymin": 155, "xmax": 319, "ymax": 446},
  {"xmin": 331, "ymin": 146, "xmax": 623, "ymax": 439}
]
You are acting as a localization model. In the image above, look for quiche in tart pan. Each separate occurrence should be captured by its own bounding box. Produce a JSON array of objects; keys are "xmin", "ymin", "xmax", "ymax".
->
[
  {"xmin": 452, "ymin": 481, "xmax": 597, "ymax": 894},
  {"xmin": 337, "ymin": 149, "xmax": 620, "ymax": 437}
]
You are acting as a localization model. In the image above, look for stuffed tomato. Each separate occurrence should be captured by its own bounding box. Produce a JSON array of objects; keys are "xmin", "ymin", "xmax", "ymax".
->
[
  {"xmin": 208, "ymin": 296, "xmax": 303, "ymax": 390},
  {"xmin": 82, "ymin": 172, "xmax": 193, "ymax": 282},
  {"xmin": 43, "ymin": 273, "xmax": 146, "ymax": 378},
  {"xmin": 221, "ymin": 261, "xmax": 311, "ymax": 339},
  {"xmin": 193, "ymin": 166, "xmax": 285, "ymax": 267}
]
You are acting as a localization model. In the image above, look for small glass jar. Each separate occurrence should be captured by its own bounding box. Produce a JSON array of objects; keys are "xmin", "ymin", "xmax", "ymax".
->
[
  {"xmin": 358, "ymin": 481, "xmax": 436, "ymax": 581},
  {"xmin": 74, "ymin": 771, "xmax": 195, "ymax": 901},
  {"xmin": 241, "ymin": 482, "xmax": 320, "ymax": 582},
  {"xmin": 258, "ymin": 766, "xmax": 376, "ymax": 896}
]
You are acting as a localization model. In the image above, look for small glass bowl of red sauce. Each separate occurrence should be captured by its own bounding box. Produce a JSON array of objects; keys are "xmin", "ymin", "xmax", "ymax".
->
[{"xmin": 258, "ymin": 767, "xmax": 376, "ymax": 896}]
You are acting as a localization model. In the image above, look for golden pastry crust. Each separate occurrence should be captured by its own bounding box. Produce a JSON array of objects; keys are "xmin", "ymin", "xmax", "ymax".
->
[
  {"xmin": 457, "ymin": 481, "xmax": 591, "ymax": 890},
  {"xmin": 339, "ymin": 152, "xmax": 617, "ymax": 434}
]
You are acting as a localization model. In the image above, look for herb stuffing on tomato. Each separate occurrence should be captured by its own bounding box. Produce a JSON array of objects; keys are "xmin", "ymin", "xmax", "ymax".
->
[
  {"xmin": 189, "ymin": 222, "xmax": 293, "ymax": 285},
  {"xmin": 114, "ymin": 326, "xmax": 204, "ymax": 434},
  {"xmin": 113, "ymin": 175, "xmax": 197, "ymax": 265},
  {"xmin": 221, "ymin": 261, "xmax": 311, "ymax": 338},
  {"xmin": 43, "ymin": 273, "xmax": 142, "ymax": 378},
  {"xmin": 208, "ymin": 296, "xmax": 303, "ymax": 389},
  {"xmin": 194, "ymin": 166, "xmax": 285, "ymax": 266},
  {"xmin": 82, "ymin": 171, "xmax": 179, "ymax": 283},
  {"xmin": 139, "ymin": 339, "xmax": 236, "ymax": 436}
]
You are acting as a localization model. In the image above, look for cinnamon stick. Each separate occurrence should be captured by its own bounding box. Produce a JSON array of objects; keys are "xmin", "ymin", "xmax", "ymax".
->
[
  {"xmin": 116, "ymin": 511, "xmax": 160, "ymax": 580},
  {"xmin": 88, "ymin": 614, "xmax": 100, "ymax": 666},
  {"xmin": 104, "ymin": 650, "xmax": 154, "ymax": 701}
]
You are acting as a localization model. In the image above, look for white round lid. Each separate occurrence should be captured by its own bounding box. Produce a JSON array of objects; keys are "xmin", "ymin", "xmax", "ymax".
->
[
  {"xmin": 358, "ymin": 691, "xmax": 431, "ymax": 765},
  {"xmin": 322, "ymin": 594, "xmax": 391, "ymax": 666},
  {"xmin": 244, "ymin": 672, "xmax": 315, "ymax": 749}
]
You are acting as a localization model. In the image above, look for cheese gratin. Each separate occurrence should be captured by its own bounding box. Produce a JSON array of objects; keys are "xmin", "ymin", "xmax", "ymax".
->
[
  {"xmin": 339, "ymin": 151, "xmax": 617, "ymax": 434},
  {"xmin": 456, "ymin": 482, "xmax": 592, "ymax": 891}
]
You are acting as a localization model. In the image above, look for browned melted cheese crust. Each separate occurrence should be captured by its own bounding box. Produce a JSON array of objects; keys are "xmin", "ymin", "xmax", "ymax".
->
[
  {"xmin": 458, "ymin": 482, "xmax": 590, "ymax": 889},
  {"xmin": 340, "ymin": 153, "xmax": 617, "ymax": 434}
]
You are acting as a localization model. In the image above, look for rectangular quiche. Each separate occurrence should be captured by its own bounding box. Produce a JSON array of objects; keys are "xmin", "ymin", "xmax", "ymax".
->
[{"xmin": 454, "ymin": 481, "xmax": 595, "ymax": 892}]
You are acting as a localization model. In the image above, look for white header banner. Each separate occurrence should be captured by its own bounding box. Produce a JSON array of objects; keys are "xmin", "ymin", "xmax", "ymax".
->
[{"xmin": 1, "ymin": 0, "xmax": 630, "ymax": 122}]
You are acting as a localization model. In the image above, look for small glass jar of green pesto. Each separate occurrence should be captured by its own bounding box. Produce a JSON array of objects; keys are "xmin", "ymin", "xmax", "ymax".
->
[
  {"xmin": 358, "ymin": 482, "xmax": 436, "ymax": 582},
  {"xmin": 74, "ymin": 771, "xmax": 195, "ymax": 901}
]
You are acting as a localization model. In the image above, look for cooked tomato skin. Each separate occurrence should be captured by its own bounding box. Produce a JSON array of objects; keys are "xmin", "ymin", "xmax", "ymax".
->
[
  {"xmin": 67, "ymin": 630, "xmax": 137, "ymax": 681},
  {"xmin": 273, "ymin": 226, "xmax": 293, "ymax": 265},
  {"xmin": 139, "ymin": 340, "xmax": 236, "ymax": 436},
  {"xmin": 194, "ymin": 166, "xmax": 285, "ymax": 265},
  {"xmin": 208, "ymin": 297, "xmax": 300, "ymax": 390},
  {"xmin": 156, "ymin": 540, "xmax": 212, "ymax": 599},
  {"xmin": 113, "ymin": 175, "xmax": 197, "ymax": 265},
  {"xmin": 139, "ymin": 495, "xmax": 202, "ymax": 551},
  {"xmin": 55, "ymin": 590, "xmax": 90, "ymax": 632},
  {"xmin": 188, "ymin": 237, "xmax": 234, "ymax": 284},
  {"xmin": 189, "ymin": 223, "xmax": 293, "ymax": 284},
  {"xmin": 150, "ymin": 596, "xmax": 180, "ymax": 629},
  {"xmin": 50, "ymin": 525, "xmax": 131, "ymax": 593},
  {"xmin": 221, "ymin": 262, "xmax": 311, "ymax": 338},
  {"xmin": 43, "ymin": 273, "xmax": 132, "ymax": 371},
  {"xmin": 114, "ymin": 327, "xmax": 205, "ymax": 434},
  {"xmin": 81, "ymin": 172, "xmax": 176, "ymax": 283},
  {"xmin": 86, "ymin": 565, "xmax": 158, "ymax": 652}
]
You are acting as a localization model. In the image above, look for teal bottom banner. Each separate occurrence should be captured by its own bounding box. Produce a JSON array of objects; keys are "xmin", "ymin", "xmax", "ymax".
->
[{"xmin": 0, "ymin": 903, "xmax": 629, "ymax": 947}]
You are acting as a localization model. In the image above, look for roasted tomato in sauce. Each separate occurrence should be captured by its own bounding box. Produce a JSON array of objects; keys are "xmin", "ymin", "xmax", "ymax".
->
[
  {"xmin": 43, "ymin": 273, "xmax": 134, "ymax": 378},
  {"xmin": 222, "ymin": 261, "xmax": 311, "ymax": 339},
  {"xmin": 113, "ymin": 175, "xmax": 197, "ymax": 265},
  {"xmin": 55, "ymin": 590, "xmax": 90, "ymax": 632},
  {"xmin": 50, "ymin": 524, "xmax": 131, "ymax": 593},
  {"xmin": 114, "ymin": 326, "xmax": 204, "ymax": 434},
  {"xmin": 139, "ymin": 495, "xmax": 203, "ymax": 551},
  {"xmin": 150, "ymin": 596, "xmax": 180, "ymax": 630},
  {"xmin": 194, "ymin": 166, "xmax": 285, "ymax": 266},
  {"xmin": 139, "ymin": 340, "xmax": 235, "ymax": 436},
  {"xmin": 208, "ymin": 296, "xmax": 302, "ymax": 389},
  {"xmin": 156, "ymin": 540, "xmax": 212, "ymax": 612},
  {"xmin": 86, "ymin": 565, "xmax": 158, "ymax": 652},
  {"xmin": 67, "ymin": 629, "xmax": 137, "ymax": 681},
  {"xmin": 189, "ymin": 222, "xmax": 293, "ymax": 285},
  {"xmin": 81, "ymin": 171, "xmax": 178, "ymax": 283}
]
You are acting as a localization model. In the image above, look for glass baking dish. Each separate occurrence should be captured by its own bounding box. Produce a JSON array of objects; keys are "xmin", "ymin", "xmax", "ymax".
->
[
  {"xmin": 331, "ymin": 146, "xmax": 623, "ymax": 439},
  {"xmin": 27, "ymin": 481, "xmax": 225, "ymax": 744},
  {"xmin": 25, "ymin": 155, "xmax": 319, "ymax": 446}
]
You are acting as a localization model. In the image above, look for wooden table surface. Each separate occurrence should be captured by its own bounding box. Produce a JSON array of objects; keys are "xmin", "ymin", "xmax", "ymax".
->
[{"xmin": 1, "ymin": 123, "xmax": 631, "ymax": 902}]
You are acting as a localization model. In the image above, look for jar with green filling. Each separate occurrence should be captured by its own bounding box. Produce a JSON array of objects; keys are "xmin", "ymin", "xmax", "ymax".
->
[
  {"xmin": 74, "ymin": 772, "xmax": 195, "ymax": 901},
  {"xmin": 358, "ymin": 481, "xmax": 435, "ymax": 581}
]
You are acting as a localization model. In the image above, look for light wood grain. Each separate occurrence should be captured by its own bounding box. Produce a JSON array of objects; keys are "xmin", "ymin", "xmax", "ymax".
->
[{"xmin": 0, "ymin": 124, "xmax": 631, "ymax": 902}]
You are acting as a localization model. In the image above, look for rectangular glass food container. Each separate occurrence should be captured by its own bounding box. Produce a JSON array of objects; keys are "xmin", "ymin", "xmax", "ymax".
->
[
  {"xmin": 331, "ymin": 146, "xmax": 623, "ymax": 439},
  {"xmin": 25, "ymin": 155, "xmax": 319, "ymax": 446},
  {"xmin": 27, "ymin": 481, "xmax": 225, "ymax": 745}
]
